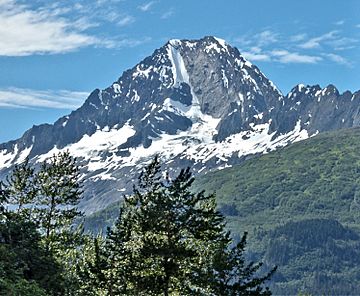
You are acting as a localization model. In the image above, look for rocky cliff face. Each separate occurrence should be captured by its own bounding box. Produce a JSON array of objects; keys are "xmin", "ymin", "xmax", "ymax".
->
[{"xmin": 0, "ymin": 36, "xmax": 359, "ymax": 213}]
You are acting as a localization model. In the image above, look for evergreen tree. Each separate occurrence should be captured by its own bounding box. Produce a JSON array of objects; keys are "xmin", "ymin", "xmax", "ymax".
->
[
  {"xmin": 211, "ymin": 232, "xmax": 276, "ymax": 295},
  {"xmin": 5, "ymin": 158, "xmax": 37, "ymax": 217},
  {"xmin": 75, "ymin": 235, "xmax": 110, "ymax": 296},
  {"xmin": 0, "ymin": 151, "xmax": 85, "ymax": 295},
  {"xmin": 0, "ymin": 211, "xmax": 65, "ymax": 295},
  {"xmin": 35, "ymin": 151, "xmax": 83, "ymax": 251},
  {"xmin": 100, "ymin": 156, "xmax": 275, "ymax": 295}
]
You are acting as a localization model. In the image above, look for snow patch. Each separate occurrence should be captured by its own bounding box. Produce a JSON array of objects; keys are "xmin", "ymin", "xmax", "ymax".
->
[
  {"xmin": 38, "ymin": 123, "xmax": 136, "ymax": 172},
  {"xmin": 167, "ymin": 43, "xmax": 190, "ymax": 87},
  {"xmin": 17, "ymin": 145, "xmax": 33, "ymax": 163},
  {"xmin": 113, "ymin": 83, "xmax": 121, "ymax": 93},
  {"xmin": 204, "ymin": 43, "xmax": 222, "ymax": 54},
  {"xmin": 254, "ymin": 113, "xmax": 264, "ymax": 120},
  {"xmin": 0, "ymin": 148, "xmax": 16, "ymax": 169},
  {"xmin": 132, "ymin": 65, "xmax": 152, "ymax": 79},
  {"xmin": 132, "ymin": 89, "xmax": 140, "ymax": 102},
  {"xmin": 214, "ymin": 37, "xmax": 229, "ymax": 53},
  {"xmin": 221, "ymin": 69, "xmax": 229, "ymax": 88},
  {"xmin": 297, "ymin": 84, "xmax": 305, "ymax": 92}
]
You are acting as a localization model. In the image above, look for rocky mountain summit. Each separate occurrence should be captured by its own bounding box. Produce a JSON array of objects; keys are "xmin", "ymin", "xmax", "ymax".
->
[{"xmin": 1, "ymin": 36, "xmax": 359, "ymax": 213}]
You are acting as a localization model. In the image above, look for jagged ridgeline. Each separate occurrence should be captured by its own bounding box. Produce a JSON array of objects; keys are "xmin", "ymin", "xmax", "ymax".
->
[{"xmin": 0, "ymin": 36, "xmax": 360, "ymax": 215}]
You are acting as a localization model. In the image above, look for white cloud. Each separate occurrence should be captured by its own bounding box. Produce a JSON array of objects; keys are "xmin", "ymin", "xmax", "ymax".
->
[
  {"xmin": 299, "ymin": 31, "xmax": 338, "ymax": 49},
  {"xmin": 116, "ymin": 37, "xmax": 152, "ymax": 48},
  {"xmin": 138, "ymin": 1, "xmax": 156, "ymax": 12},
  {"xmin": 272, "ymin": 50, "xmax": 322, "ymax": 64},
  {"xmin": 290, "ymin": 33, "xmax": 307, "ymax": 42},
  {"xmin": 235, "ymin": 28, "xmax": 355, "ymax": 66},
  {"xmin": 335, "ymin": 20, "xmax": 345, "ymax": 26},
  {"xmin": 241, "ymin": 47, "xmax": 270, "ymax": 61},
  {"xmin": 161, "ymin": 8, "xmax": 174, "ymax": 19},
  {"xmin": 255, "ymin": 30, "xmax": 278, "ymax": 46},
  {"xmin": 242, "ymin": 52, "xmax": 270, "ymax": 62},
  {"xmin": 328, "ymin": 37, "xmax": 358, "ymax": 50},
  {"xmin": 324, "ymin": 53, "xmax": 352, "ymax": 67},
  {"xmin": 0, "ymin": 0, "xmax": 108, "ymax": 56},
  {"xmin": 117, "ymin": 15, "xmax": 135, "ymax": 27},
  {"xmin": 0, "ymin": 87, "xmax": 88, "ymax": 109}
]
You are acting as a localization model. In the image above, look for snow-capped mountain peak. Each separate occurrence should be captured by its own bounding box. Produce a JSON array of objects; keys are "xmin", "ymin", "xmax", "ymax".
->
[{"xmin": 0, "ymin": 36, "xmax": 359, "ymax": 213}]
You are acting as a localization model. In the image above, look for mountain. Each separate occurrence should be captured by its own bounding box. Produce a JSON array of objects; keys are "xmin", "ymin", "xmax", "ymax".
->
[{"xmin": 0, "ymin": 36, "xmax": 359, "ymax": 213}]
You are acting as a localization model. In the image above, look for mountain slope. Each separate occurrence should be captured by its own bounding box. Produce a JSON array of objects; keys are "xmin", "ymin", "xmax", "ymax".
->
[{"xmin": 0, "ymin": 36, "xmax": 360, "ymax": 213}]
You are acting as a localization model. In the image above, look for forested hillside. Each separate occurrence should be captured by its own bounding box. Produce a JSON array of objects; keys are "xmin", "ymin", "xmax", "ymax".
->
[{"xmin": 194, "ymin": 127, "xmax": 360, "ymax": 294}]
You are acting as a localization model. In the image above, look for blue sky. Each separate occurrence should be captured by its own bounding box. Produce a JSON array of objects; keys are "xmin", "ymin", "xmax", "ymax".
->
[{"xmin": 0, "ymin": 0, "xmax": 359, "ymax": 143}]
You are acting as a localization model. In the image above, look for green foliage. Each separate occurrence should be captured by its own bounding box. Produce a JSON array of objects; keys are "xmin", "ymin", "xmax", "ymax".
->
[
  {"xmin": 5, "ymin": 159, "xmax": 36, "ymax": 217},
  {"xmin": 0, "ymin": 278, "xmax": 48, "ymax": 296},
  {"xmin": 0, "ymin": 213, "xmax": 64, "ymax": 295},
  {"xmin": 81, "ymin": 156, "xmax": 275, "ymax": 295},
  {"xmin": 0, "ymin": 151, "xmax": 84, "ymax": 295},
  {"xmin": 36, "ymin": 151, "xmax": 83, "ymax": 251},
  {"xmin": 73, "ymin": 236, "xmax": 109, "ymax": 296}
]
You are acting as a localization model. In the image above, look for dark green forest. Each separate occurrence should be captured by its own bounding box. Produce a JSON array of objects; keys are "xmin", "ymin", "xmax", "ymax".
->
[{"xmin": 85, "ymin": 127, "xmax": 360, "ymax": 295}]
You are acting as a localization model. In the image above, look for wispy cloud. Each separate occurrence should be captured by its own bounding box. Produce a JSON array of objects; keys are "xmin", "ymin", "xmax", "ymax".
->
[
  {"xmin": 328, "ymin": 37, "xmax": 358, "ymax": 50},
  {"xmin": 0, "ymin": 0, "xmax": 110, "ymax": 56},
  {"xmin": 138, "ymin": 1, "xmax": 156, "ymax": 12},
  {"xmin": 116, "ymin": 37, "xmax": 152, "ymax": 47},
  {"xmin": 255, "ymin": 30, "xmax": 278, "ymax": 46},
  {"xmin": 242, "ymin": 52, "xmax": 270, "ymax": 62},
  {"xmin": 242, "ymin": 47, "xmax": 270, "ymax": 61},
  {"xmin": 0, "ymin": 0, "xmax": 150, "ymax": 56},
  {"xmin": 161, "ymin": 8, "xmax": 174, "ymax": 19},
  {"xmin": 272, "ymin": 50, "xmax": 322, "ymax": 64},
  {"xmin": 117, "ymin": 15, "xmax": 135, "ymax": 27},
  {"xmin": 334, "ymin": 20, "xmax": 345, "ymax": 26},
  {"xmin": 0, "ymin": 87, "xmax": 88, "ymax": 109},
  {"xmin": 299, "ymin": 31, "xmax": 338, "ymax": 49},
  {"xmin": 235, "ymin": 27, "xmax": 357, "ymax": 67},
  {"xmin": 290, "ymin": 33, "xmax": 307, "ymax": 42},
  {"xmin": 323, "ymin": 53, "xmax": 352, "ymax": 67}
]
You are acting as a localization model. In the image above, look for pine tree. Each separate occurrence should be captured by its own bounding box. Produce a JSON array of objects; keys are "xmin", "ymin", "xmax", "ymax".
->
[
  {"xmin": 0, "ymin": 211, "xmax": 65, "ymax": 295},
  {"xmin": 4, "ymin": 158, "xmax": 37, "ymax": 218},
  {"xmin": 0, "ymin": 151, "xmax": 85, "ymax": 295},
  {"xmin": 102, "ymin": 156, "xmax": 275, "ymax": 295},
  {"xmin": 211, "ymin": 232, "xmax": 276, "ymax": 295},
  {"xmin": 35, "ymin": 151, "xmax": 83, "ymax": 251}
]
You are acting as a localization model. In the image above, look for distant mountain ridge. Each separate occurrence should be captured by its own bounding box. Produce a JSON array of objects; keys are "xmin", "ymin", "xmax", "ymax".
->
[{"xmin": 0, "ymin": 36, "xmax": 359, "ymax": 212}]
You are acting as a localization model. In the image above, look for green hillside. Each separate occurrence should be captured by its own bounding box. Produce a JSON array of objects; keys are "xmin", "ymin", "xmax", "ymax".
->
[
  {"xmin": 85, "ymin": 127, "xmax": 360, "ymax": 294},
  {"xmin": 193, "ymin": 127, "xmax": 360, "ymax": 294},
  {"xmin": 195, "ymin": 127, "xmax": 360, "ymax": 231}
]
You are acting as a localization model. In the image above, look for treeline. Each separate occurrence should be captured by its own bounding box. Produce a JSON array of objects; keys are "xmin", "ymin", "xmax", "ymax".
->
[{"xmin": 0, "ymin": 153, "xmax": 275, "ymax": 295}]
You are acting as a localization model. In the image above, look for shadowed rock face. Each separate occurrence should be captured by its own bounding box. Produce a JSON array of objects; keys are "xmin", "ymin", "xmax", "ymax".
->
[{"xmin": 0, "ymin": 36, "xmax": 359, "ymax": 213}]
